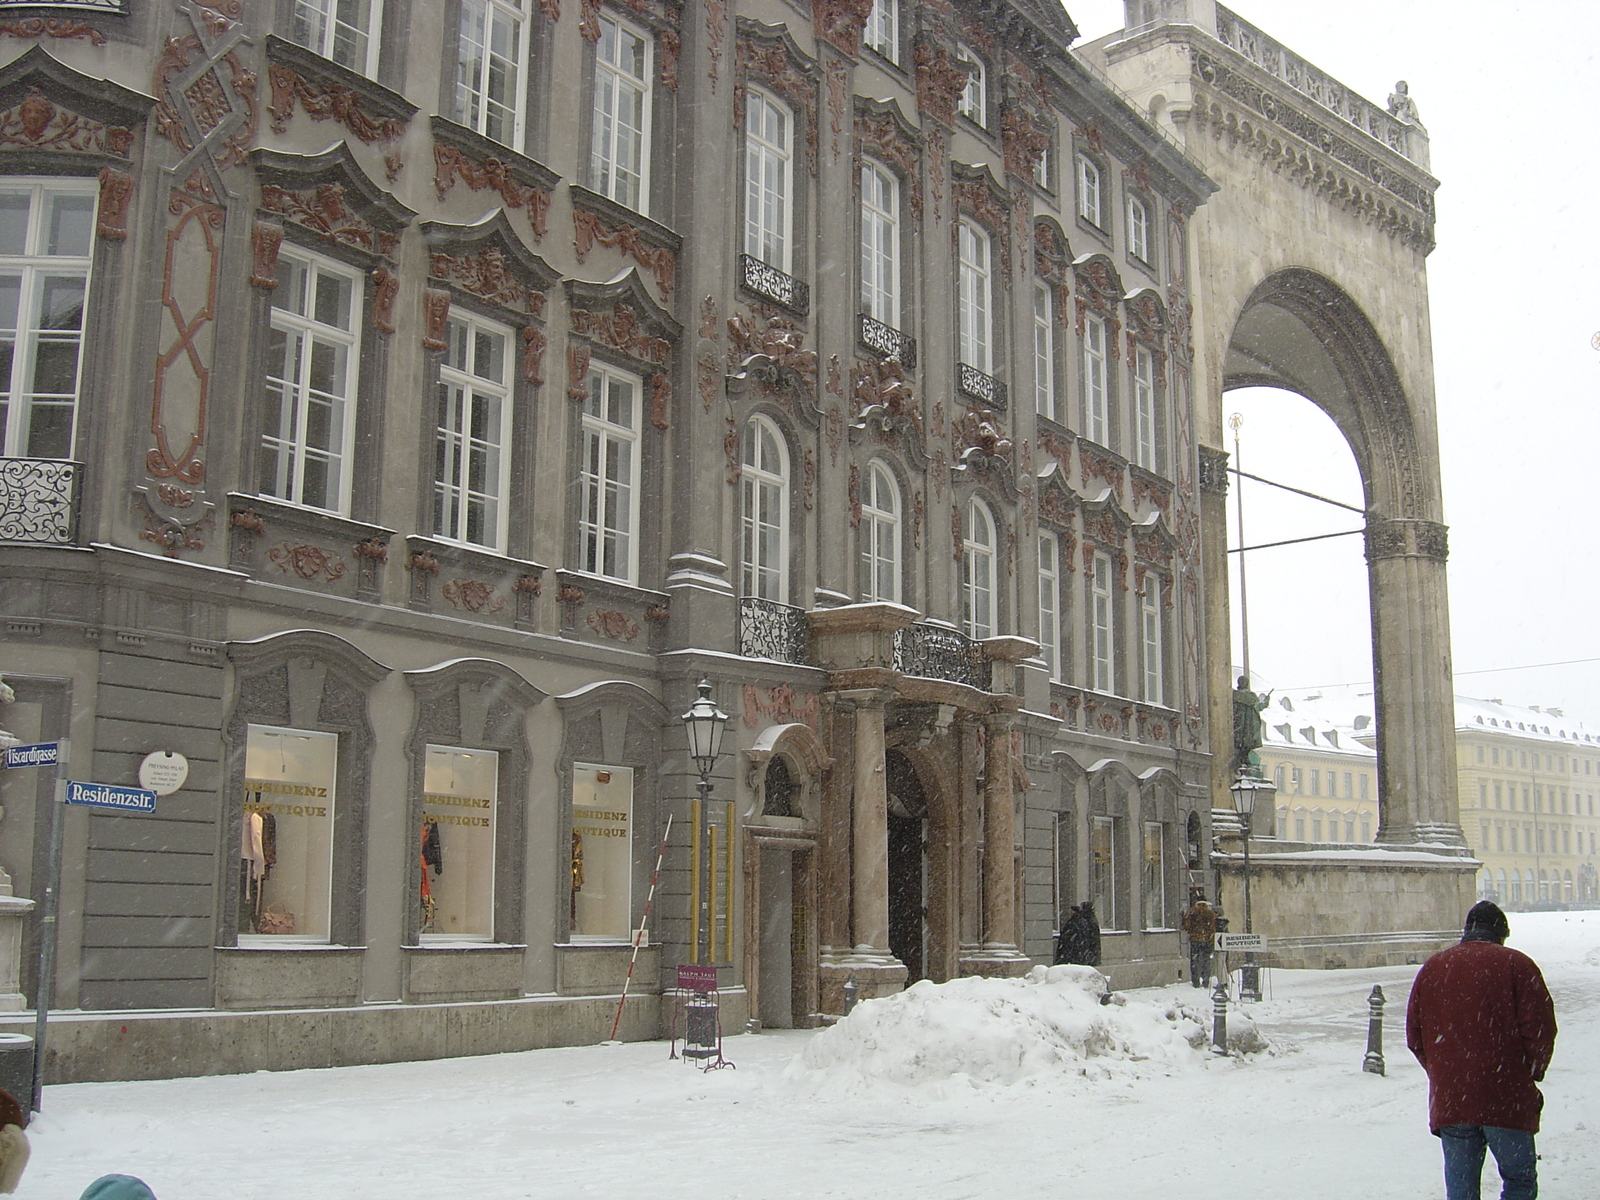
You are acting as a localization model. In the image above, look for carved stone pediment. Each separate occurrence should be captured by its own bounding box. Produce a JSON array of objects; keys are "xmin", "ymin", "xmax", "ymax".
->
[
  {"xmin": 266, "ymin": 35, "xmax": 416, "ymax": 179},
  {"xmin": 432, "ymin": 115, "xmax": 558, "ymax": 238},
  {"xmin": 727, "ymin": 309, "xmax": 818, "ymax": 401},
  {"xmin": 422, "ymin": 209, "xmax": 558, "ymax": 316},
  {"xmin": 253, "ymin": 143, "xmax": 415, "ymax": 261},
  {"xmin": 0, "ymin": 45, "xmax": 150, "ymax": 167}
]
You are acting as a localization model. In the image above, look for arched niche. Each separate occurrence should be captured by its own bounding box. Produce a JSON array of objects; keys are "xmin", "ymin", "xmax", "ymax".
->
[{"xmin": 744, "ymin": 721, "xmax": 830, "ymax": 824}]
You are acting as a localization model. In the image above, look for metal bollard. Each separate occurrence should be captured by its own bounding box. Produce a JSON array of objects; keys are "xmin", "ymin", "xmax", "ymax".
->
[
  {"xmin": 1211, "ymin": 977, "xmax": 1229, "ymax": 1056},
  {"xmin": 842, "ymin": 973, "xmax": 859, "ymax": 1016},
  {"xmin": 1362, "ymin": 984, "xmax": 1386, "ymax": 1075}
]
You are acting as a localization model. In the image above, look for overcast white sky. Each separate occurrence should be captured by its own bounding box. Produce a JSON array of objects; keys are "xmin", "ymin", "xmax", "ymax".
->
[{"xmin": 1068, "ymin": 1, "xmax": 1600, "ymax": 722}]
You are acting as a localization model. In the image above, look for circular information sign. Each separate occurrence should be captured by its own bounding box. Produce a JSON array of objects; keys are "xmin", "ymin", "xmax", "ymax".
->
[{"xmin": 138, "ymin": 750, "xmax": 189, "ymax": 796}]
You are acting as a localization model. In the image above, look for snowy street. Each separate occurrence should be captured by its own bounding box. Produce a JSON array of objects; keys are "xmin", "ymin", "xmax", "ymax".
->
[{"xmin": 26, "ymin": 912, "xmax": 1599, "ymax": 1200}]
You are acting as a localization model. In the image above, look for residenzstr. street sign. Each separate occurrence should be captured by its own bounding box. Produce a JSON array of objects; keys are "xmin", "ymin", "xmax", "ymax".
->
[{"xmin": 65, "ymin": 781, "xmax": 156, "ymax": 814}]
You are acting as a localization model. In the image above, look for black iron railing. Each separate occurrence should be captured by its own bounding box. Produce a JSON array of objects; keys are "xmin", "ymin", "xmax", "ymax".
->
[
  {"xmin": 0, "ymin": 458, "xmax": 79, "ymax": 545},
  {"xmin": 739, "ymin": 595, "xmax": 810, "ymax": 664},
  {"xmin": 858, "ymin": 313, "xmax": 917, "ymax": 368},
  {"xmin": 893, "ymin": 623, "xmax": 991, "ymax": 690},
  {"xmin": 738, "ymin": 254, "xmax": 810, "ymax": 316},
  {"xmin": 957, "ymin": 362, "xmax": 1007, "ymax": 410}
]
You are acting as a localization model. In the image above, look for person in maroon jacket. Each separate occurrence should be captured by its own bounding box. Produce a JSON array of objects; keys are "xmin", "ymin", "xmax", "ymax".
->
[{"xmin": 1405, "ymin": 901, "xmax": 1557, "ymax": 1200}]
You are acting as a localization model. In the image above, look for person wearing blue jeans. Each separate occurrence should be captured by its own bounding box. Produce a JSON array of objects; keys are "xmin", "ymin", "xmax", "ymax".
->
[
  {"xmin": 1439, "ymin": 1125, "xmax": 1537, "ymax": 1200},
  {"xmin": 1407, "ymin": 902, "xmax": 1556, "ymax": 1200}
]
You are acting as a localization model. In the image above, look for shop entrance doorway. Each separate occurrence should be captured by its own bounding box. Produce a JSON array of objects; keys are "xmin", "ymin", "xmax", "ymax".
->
[
  {"xmin": 886, "ymin": 750, "xmax": 928, "ymax": 983},
  {"xmin": 757, "ymin": 843, "xmax": 804, "ymax": 1028}
]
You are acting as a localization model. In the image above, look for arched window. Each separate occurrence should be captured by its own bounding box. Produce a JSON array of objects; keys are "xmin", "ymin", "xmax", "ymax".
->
[
  {"xmin": 1496, "ymin": 868, "xmax": 1506, "ymax": 900},
  {"xmin": 860, "ymin": 460, "xmax": 901, "ymax": 604},
  {"xmin": 741, "ymin": 416, "xmax": 789, "ymax": 600},
  {"xmin": 961, "ymin": 497, "xmax": 996, "ymax": 639}
]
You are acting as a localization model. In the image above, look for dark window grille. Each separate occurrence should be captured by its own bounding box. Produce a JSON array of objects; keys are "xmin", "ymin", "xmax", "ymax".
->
[
  {"xmin": 857, "ymin": 313, "xmax": 917, "ymax": 369},
  {"xmin": 892, "ymin": 623, "xmax": 991, "ymax": 690},
  {"xmin": 957, "ymin": 362, "xmax": 1007, "ymax": 410},
  {"xmin": 738, "ymin": 254, "xmax": 810, "ymax": 317},
  {"xmin": 739, "ymin": 595, "xmax": 810, "ymax": 664},
  {"xmin": 0, "ymin": 458, "xmax": 79, "ymax": 545}
]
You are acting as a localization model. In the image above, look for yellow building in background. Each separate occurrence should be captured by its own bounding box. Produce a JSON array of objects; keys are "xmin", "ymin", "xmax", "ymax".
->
[
  {"xmin": 1456, "ymin": 698, "xmax": 1600, "ymax": 908},
  {"xmin": 1256, "ymin": 695, "xmax": 1380, "ymax": 845}
]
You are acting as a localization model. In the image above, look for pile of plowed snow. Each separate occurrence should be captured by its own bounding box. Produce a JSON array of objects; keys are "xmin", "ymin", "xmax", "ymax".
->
[{"xmin": 786, "ymin": 965, "xmax": 1259, "ymax": 1093}]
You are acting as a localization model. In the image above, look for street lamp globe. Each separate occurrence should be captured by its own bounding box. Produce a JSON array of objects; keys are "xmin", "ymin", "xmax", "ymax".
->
[{"xmin": 681, "ymin": 679, "xmax": 728, "ymax": 778}]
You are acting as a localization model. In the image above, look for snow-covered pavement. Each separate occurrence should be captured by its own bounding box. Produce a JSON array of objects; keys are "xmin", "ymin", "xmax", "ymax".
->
[{"xmin": 24, "ymin": 911, "xmax": 1600, "ymax": 1199}]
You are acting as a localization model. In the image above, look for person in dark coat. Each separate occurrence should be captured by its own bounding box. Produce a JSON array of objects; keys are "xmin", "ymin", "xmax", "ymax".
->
[
  {"xmin": 1405, "ymin": 901, "xmax": 1557, "ymax": 1200},
  {"xmin": 1180, "ymin": 897, "xmax": 1219, "ymax": 988},
  {"xmin": 1074, "ymin": 900, "xmax": 1102, "ymax": 967},
  {"xmin": 1054, "ymin": 905, "xmax": 1081, "ymax": 965}
]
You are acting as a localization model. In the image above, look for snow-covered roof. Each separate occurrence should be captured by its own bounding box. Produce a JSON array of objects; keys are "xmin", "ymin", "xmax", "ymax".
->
[
  {"xmin": 1454, "ymin": 695, "xmax": 1598, "ymax": 747},
  {"xmin": 1257, "ymin": 692, "xmax": 1376, "ymax": 760}
]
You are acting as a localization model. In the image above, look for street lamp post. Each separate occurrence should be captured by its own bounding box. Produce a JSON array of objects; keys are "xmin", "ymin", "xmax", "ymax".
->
[
  {"xmin": 1230, "ymin": 767, "xmax": 1275, "ymax": 1002},
  {"xmin": 680, "ymin": 679, "xmax": 728, "ymax": 965}
]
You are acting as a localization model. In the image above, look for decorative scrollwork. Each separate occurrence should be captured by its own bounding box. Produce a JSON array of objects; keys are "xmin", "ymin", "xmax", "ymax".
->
[
  {"xmin": 0, "ymin": 458, "xmax": 76, "ymax": 544},
  {"xmin": 893, "ymin": 623, "xmax": 991, "ymax": 690},
  {"xmin": 739, "ymin": 596, "xmax": 810, "ymax": 664}
]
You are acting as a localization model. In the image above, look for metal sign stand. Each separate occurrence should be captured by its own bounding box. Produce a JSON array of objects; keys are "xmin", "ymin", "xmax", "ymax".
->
[{"xmin": 668, "ymin": 964, "xmax": 733, "ymax": 1071}]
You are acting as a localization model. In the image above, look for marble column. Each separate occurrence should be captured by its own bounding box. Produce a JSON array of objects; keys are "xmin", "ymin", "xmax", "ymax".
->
[
  {"xmin": 851, "ymin": 693, "xmax": 890, "ymax": 952},
  {"xmin": 981, "ymin": 714, "xmax": 1016, "ymax": 951}
]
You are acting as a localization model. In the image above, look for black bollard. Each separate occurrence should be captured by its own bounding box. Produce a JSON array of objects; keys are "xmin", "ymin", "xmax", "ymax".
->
[
  {"xmin": 1211, "ymin": 977, "xmax": 1229, "ymax": 1056},
  {"xmin": 1362, "ymin": 984, "xmax": 1386, "ymax": 1075}
]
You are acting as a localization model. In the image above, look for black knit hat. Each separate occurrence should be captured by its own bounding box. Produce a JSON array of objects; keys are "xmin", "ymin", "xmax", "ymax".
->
[{"xmin": 1464, "ymin": 900, "xmax": 1510, "ymax": 942}]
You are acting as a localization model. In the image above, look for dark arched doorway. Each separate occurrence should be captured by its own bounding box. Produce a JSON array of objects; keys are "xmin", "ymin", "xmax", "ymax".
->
[{"xmin": 886, "ymin": 749, "xmax": 928, "ymax": 982}]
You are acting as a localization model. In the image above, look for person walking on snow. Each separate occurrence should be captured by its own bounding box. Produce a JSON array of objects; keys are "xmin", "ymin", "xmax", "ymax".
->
[
  {"xmin": 1179, "ymin": 897, "xmax": 1218, "ymax": 987},
  {"xmin": 1405, "ymin": 900, "xmax": 1557, "ymax": 1200}
]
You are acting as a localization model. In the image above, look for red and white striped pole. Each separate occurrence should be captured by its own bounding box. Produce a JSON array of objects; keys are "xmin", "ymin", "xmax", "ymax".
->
[{"xmin": 607, "ymin": 813, "xmax": 673, "ymax": 1044}]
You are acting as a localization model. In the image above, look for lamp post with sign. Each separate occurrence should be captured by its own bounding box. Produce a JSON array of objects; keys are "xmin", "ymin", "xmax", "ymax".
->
[
  {"xmin": 680, "ymin": 680, "xmax": 728, "ymax": 966},
  {"xmin": 1229, "ymin": 767, "xmax": 1274, "ymax": 1002}
]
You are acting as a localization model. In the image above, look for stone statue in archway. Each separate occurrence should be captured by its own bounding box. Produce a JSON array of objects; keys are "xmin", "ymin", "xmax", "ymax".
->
[{"xmin": 1232, "ymin": 676, "xmax": 1271, "ymax": 777}]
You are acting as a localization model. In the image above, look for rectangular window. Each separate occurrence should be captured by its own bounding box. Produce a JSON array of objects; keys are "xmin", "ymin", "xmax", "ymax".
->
[
  {"xmin": 242, "ymin": 725, "xmax": 338, "ymax": 942},
  {"xmin": 1076, "ymin": 154, "xmax": 1102, "ymax": 228},
  {"xmin": 570, "ymin": 762, "xmax": 633, "ymax": 941},
  {"xmin": 580, "ymin": 362, "xmax": 641, "ymax": 583},
  {"xmin": 291, "ymin": 0, "xmax": 382, "ymax": 75},
  {"xmin": 1344, "ymin": 772, "xmax": 1353, "ymax": 799},
  {"xmin": 421, "ymin": 745, "xmax": 498, "ymax": 940},
  {"xmin": 1038, "ymin": 532, "xmax": 1060, "ymax": 682},
  {"xmin": 1361, "ymin": 816, "xmax": 1371, "ymax": 841},
  {"xmin": 1294, "ymin": 813, "xmax": 1305, "ymax": 840},
  {"xmin": 1312, "ymin": 816, "xmax": 1323, "ymax": 841},
  {"xmin": 1083, "ymin": 315, "xmax": 1108, "ymax": 445},
  {"xmin": 860, "ymin": 161, "xmax": 900, "ymax": 327},
  {"xmin": 1141, "ymin": 576, "xmax": 1163, "ymax": 705},
  {"xmin": 1142, "ymin": 821, "xmax": 1165, "ymax": 929},
  {"xmin": 434, "ymin": 312, "xmax": 512, "ymax": 550},
  {"xmin": 957, "ymin": 220, "xmax": 991, "ymax": 374},
  {"xmin": 863, "ymin": 0, "xmax": 897, "ymax": 62},
  {"xmin": 1091, "ymin": 550, "xmax": 1115, "ymax": 694},
  {"xmin": 261, "ymin": 248, "xmax": 360, "ymax": 513},
  {"xmin": 1090, "ymin": 815, "xmax": 1116, "ymax": 931},
  {"xmin": 1126, "ymin": 193, "xmax": 1150, "ymax": 263},
  {"xmin": 591, "ymin": 14, "xmax": 652, "ymax": 213},
  {"xmin": 1034, "ymin": 281, "xmax": 1056, "ymax": 420},
  {"xmin": 744, "ymin": 89, "xmax": 793, "ymax": 273},
  {"xmin": 1311, "ymin": 771, "xmax": 1321, "ymax": 797},
  {"xmin": 956, "ymin": 46, "xmax": 985, "ymax": 125},
  {"xmin": 0, "ymin": 180, "xmax": 94, "ymax": 461},
  {"xmin": 1292, "ymin": 767, "xmax": 1302, "ymax": 793},
  {"xmin": 1034, "ymin": 135, "xmax": 1053, "ymax": 193},
  {"xmin": 1496, "ymin": 823, "xmax": 1504, "ymax": 851},
  {"xmin": 456, "ymin": 0, "xmax": 527, "ymax": 146},
  {"xmin": 1133, "ymin": 345, "xmax": 1157, "ymax": 470}
]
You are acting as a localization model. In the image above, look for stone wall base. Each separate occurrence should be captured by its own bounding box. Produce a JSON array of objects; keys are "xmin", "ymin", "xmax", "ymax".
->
[
  {"xmin": 5, "ymin": 986, "xmax": 749, "ymax": 1084},
  {"xmin": 1238, "ymin": 930, "xmax": 1457, "ymax": 971}
]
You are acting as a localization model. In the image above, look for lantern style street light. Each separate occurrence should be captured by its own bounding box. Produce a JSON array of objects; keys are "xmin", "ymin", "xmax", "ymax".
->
[
  {"xmin": 1229, "ymin": 767, "xmax": 1275, "ymax": 1002},
  {"xmin": 680, "ymin": 679, "xmax": 728, "ymax": 964}
]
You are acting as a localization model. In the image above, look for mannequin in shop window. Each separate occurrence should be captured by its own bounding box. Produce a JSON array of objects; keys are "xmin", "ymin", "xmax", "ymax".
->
[{"xmin": 420, "ymin": 819, "xmax": 443, "ymax": 931}]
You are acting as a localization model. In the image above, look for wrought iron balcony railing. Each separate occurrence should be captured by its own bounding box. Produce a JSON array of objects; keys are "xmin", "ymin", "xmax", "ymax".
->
[
  {"xmin": 738, "ymin": 254, "xmax": 810, "ymax": 317},
  {"xmin": 957, "ymin": 362, "xmax": 1007, "ymax": 410},
  {"xmin": 0, "ymin": 458, "xmax": 80, "ymax": 545},
  {"xmin": 893, "ymin": 623, "xmax": 992, "ymax": 691},
  {"xmin": 858, "ymin": 313, "xmax": 918, "ymax": 368},
  {"xmin": 739, "ymin": 595, "xmax": 810, "ymax": 665}
]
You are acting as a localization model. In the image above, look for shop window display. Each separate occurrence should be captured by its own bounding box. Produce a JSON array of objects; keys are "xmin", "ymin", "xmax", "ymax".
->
[
  {"xmin": 241, "ymin": 725, "xmax": 338, "ymax": 940},
  {"xmin": 419, "ymin": 745, "xmax": 498, "ymax": 940},
  {"xmin": 571, "ymin": 763, "xmax": 633, "ymax": 941}
]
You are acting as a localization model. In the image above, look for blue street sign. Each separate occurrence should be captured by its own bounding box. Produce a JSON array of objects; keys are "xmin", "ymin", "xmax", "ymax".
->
[
  {"xmin": 66, "ymin": 781, "xmax": 156, "ymax": 814},
  {"xmin": 3, "ymin": 742, "xmax": 59, "ymax": 769}
]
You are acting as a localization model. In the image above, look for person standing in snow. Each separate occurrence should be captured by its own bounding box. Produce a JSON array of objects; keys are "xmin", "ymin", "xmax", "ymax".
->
[
  {"xmin": 1054, "ymin": 905, "xmax": 1080, "ymax": 965},
  {"xmin": 1074, "ymin": 900, "xmax": 1101, "ymax": 967},
  {"xmin": 1405, "ymin": 901, "xmax": 1556, "ymax": 1200},
  {"xmin": 1179, "ymin": 897, "xmax": 1218, "ymax": 988}
]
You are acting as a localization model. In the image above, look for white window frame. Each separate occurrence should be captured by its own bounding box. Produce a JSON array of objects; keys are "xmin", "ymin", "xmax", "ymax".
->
[
  {"xmin": 456, "ymin": 0, "xmax": 529, "ymax": 147},
  {"xmin": 962, "ymin": 497, "xmax": 997, "ymax": 641},
  {"xmin": 1133, "ymin": 344, "xmax": 1157, "ymax": 470},
  {"xmin": 1038, "ymin": 531, "xmax": 1060, "ymax": 682},
  {"xmin": 1090, "ymin": 814, "xmax": 1118, "ymax": 931},
  {"xmin": 861, "ymin": 460, "xmax": 901, "ymax": 604},
  {"xmin": 1033, "ymin": 280, "xmax": 1056, "ymax": 420},
  {"xmin": 579, "ymin": 360, "xmax": 642, "ymax": 583},
  {"xmin": 864, "ymin": 0, "xmax": 898, "ymax": 62},
  {"xmin": 434, "ymin": 310, "xmax": 513, "ymax": 551},
  {"xmin": 860, "ymin": 160, "xmax": 900, "ymax": 327},
  {"xmin": 744, "ymin": 88, "xmax": 794, "ymax": 274},
  {"xmin": 1083, "ymin": 314, "xmax": 1109, "ymax": 445},
  {"xmin": 0, "ymin": 179, "xmax": 95, "ymax": 462},
  {"xmin": 261, "ymin": 246, "xmax": 362, "ymax": 514},
  {"xmin": 1126, "ymin": 192, "xmax": 1150, "ymax": 263},
  {"xmin": 1034, "ymin": 134, "xmax": 1054, "ymax": 192},
  {"xmin": 957, "ymin": 45, "xmax": 986, "ymax": 126},
  {"xmin": 1076, "ymin": 153, "xmax": 1103, "ymax": 228},
  {"xmin": 957, "ymin": 220, "xmax": 992, "ymax": 374},
  {"xmin": 1142, "ymin": 820, "xmax": 1166, "ymax": 930},
  {"xmin": 291, "ymin": 0, "xmax": 383, "ymax": 76},
  {"xmin": 591, "ymin": 13, "xmax": 653, "ymax": 214},
  {"xmin": 740, "ymin": 414, "xmax": 790, "ymax": 601},
  {"xmin": 1141, "ymin": 574, "xmax": 1164, "ymax": 706},
  {"xmin": 1091, "ymin": 549, "xmax": 1115, "ymax": 694}
]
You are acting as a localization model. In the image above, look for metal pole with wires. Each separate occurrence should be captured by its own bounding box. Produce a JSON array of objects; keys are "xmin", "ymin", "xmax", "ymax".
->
[{"xmin": 1230, "ymin": 412, "xmax": 1251, "ymax": 684}]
